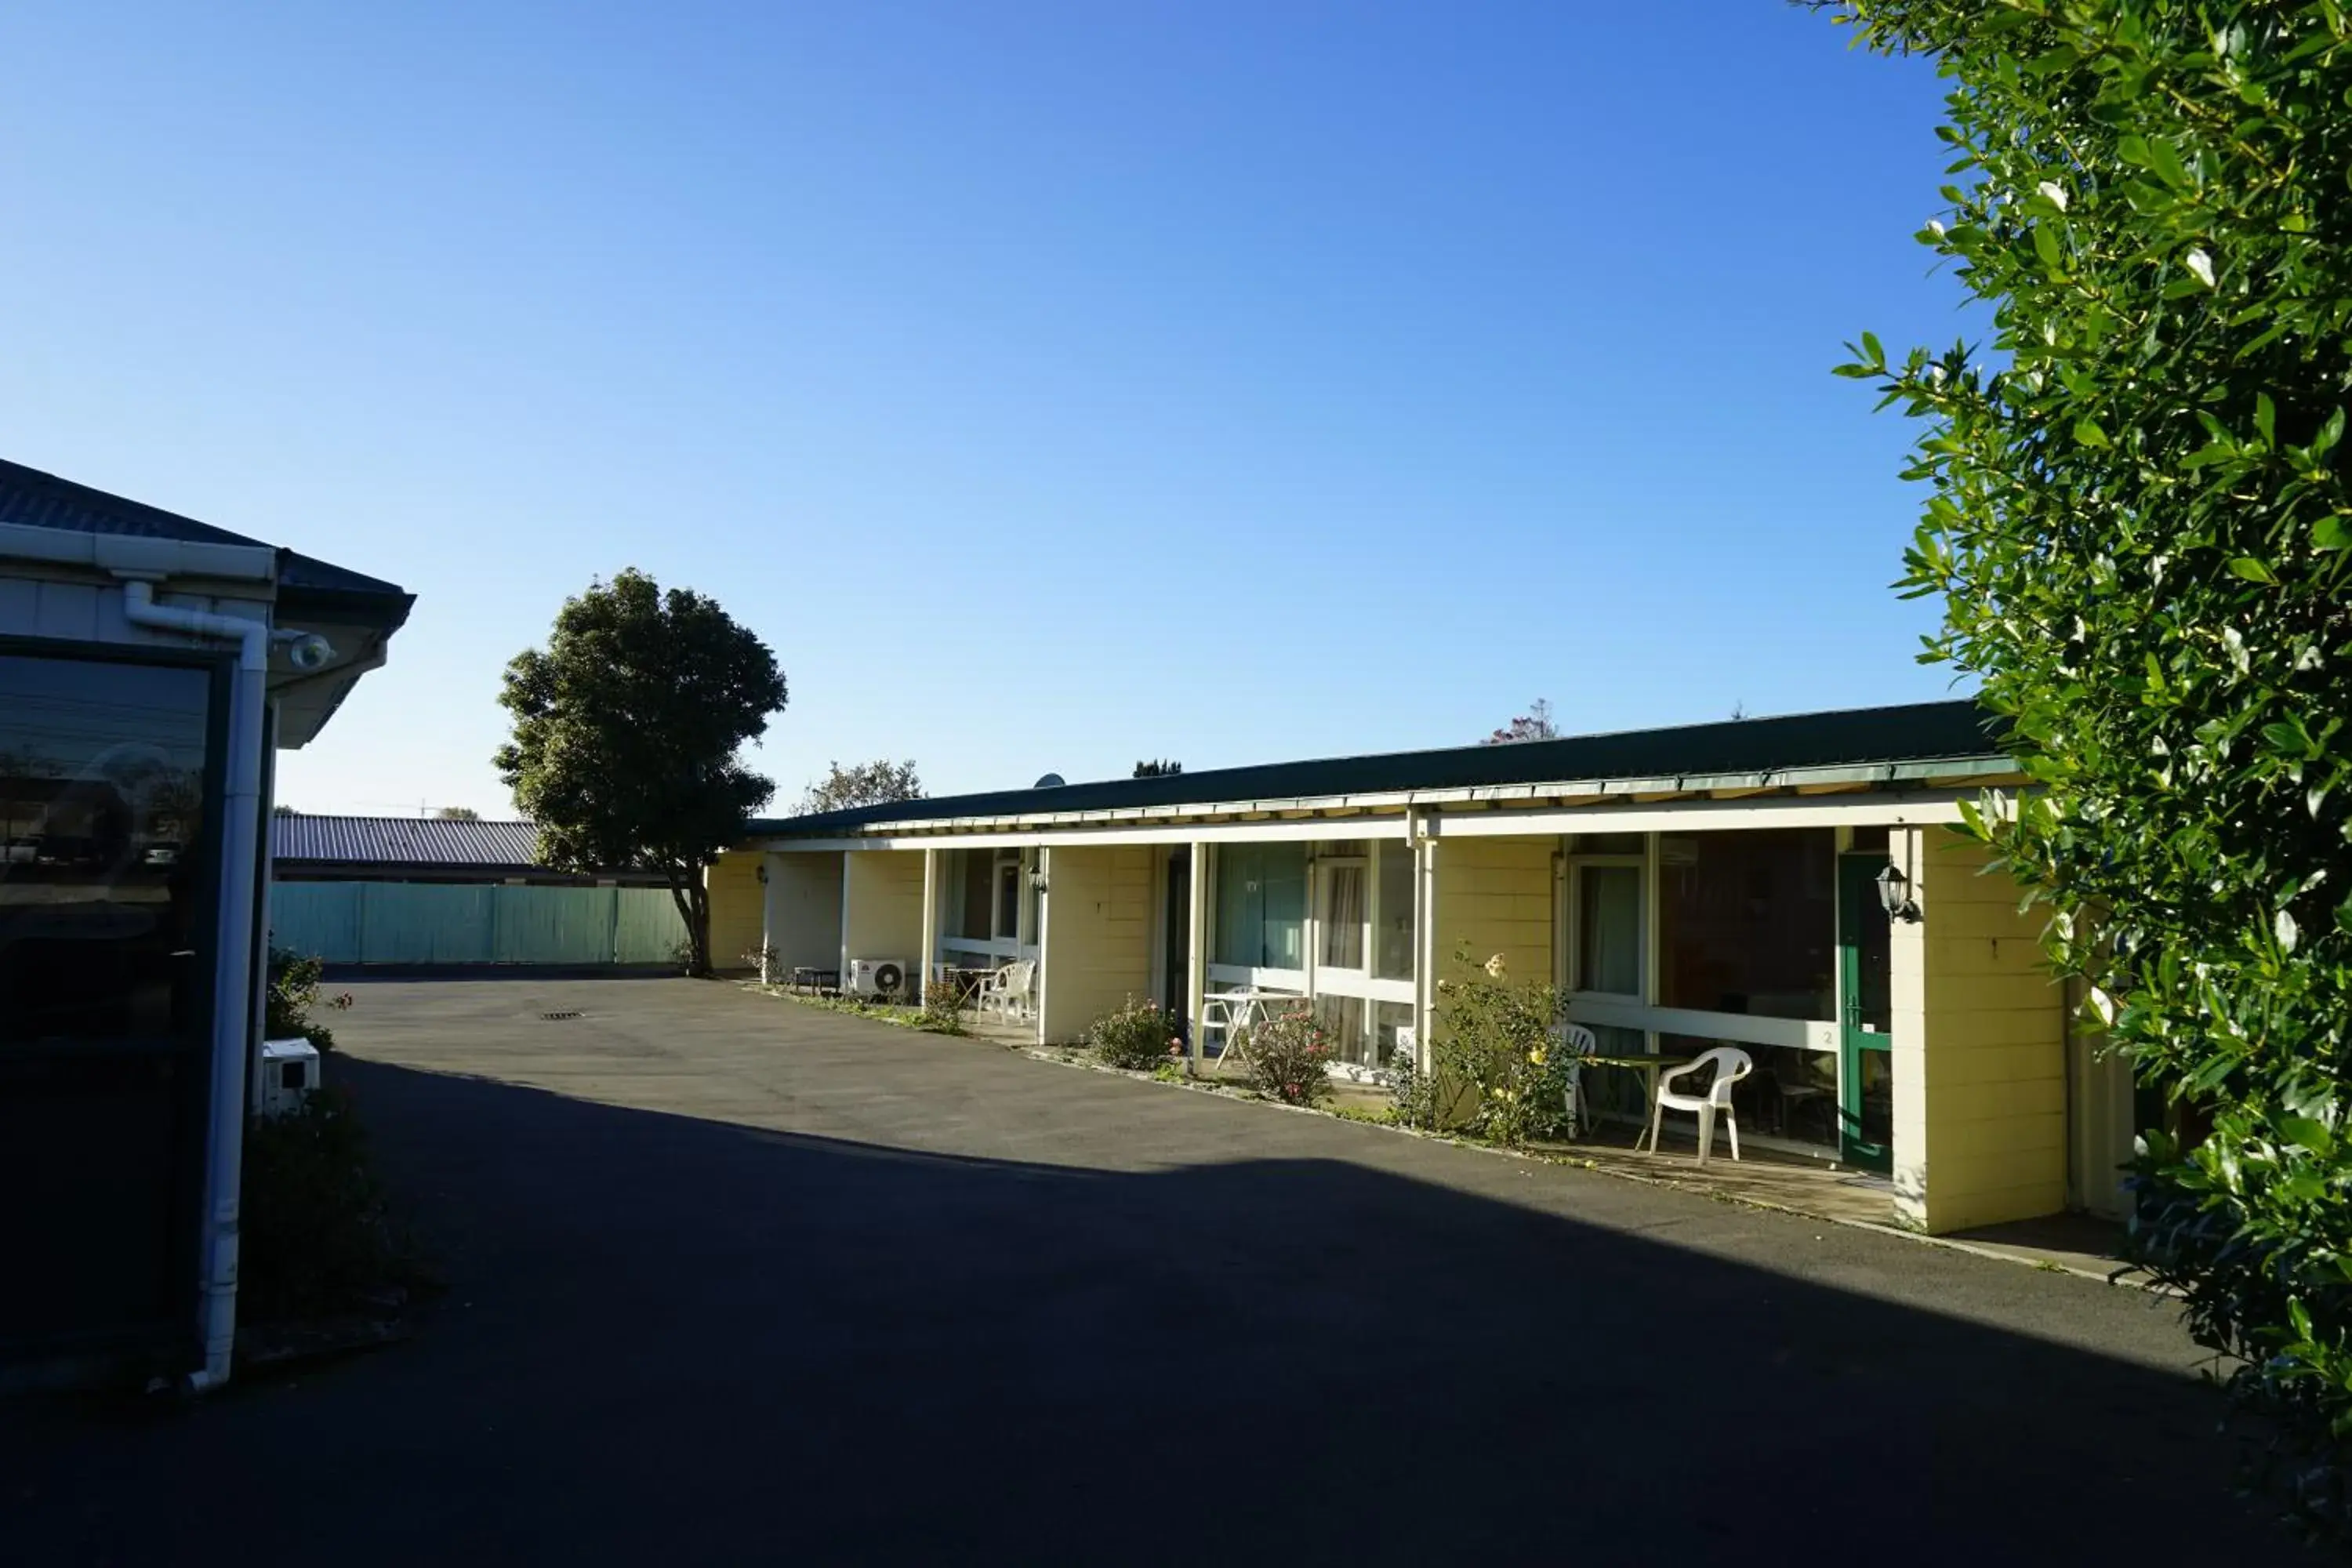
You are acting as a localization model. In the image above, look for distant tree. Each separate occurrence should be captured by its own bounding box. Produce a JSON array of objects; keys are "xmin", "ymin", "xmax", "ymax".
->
[
  {"xmin": 495, "ymin": 568, "xmax": 787, "ymax": 976},
  {"xmin": 1482, "ymin": 698, "xmax": 1559, "ymax": 746},
  {"xmin": 800, "ymin": 759, "xmax": 923, "ymax": 815},
  {"xmin": 272, "ymin": 804, "xmax": 300, "ymax": 816},
  {"xmin": 1729, "ymin": 701, "xmax": 1750, "ymax": 721},
  {"xmin": 434, "ymin": 806, "xmax": 481, "ymax": 820},
  {"xmin": 1132, "ymin": 759, "xmax": 1184, "ymax": 778}
]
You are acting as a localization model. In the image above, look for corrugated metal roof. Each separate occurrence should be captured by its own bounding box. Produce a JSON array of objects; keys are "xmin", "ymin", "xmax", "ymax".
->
[
  {"xmin": 753, "ymin": 699, "xmax": 2008, "ymax": 837},
  {"xmin": 0, "ymin": 456, "xmax": 413, "ymax": 631},
  {"xmin": 272, "ymin": 815, "xmax": 545, "ymax": 868}
]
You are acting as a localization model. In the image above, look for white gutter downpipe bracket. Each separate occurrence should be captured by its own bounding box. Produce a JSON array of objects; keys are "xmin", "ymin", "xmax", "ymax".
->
[{"xmin": 117, "ymin": 579, "xmax": 324, "ymax": 1394}]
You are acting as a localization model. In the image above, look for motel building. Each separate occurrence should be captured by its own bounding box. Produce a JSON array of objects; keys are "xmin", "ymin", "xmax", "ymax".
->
[{"xmin": 710, "ymin": 700, "xmax": 2138, "ymax": 1238}]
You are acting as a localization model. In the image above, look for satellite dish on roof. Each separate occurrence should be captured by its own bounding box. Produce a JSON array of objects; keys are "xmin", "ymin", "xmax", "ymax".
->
[{"xmin": 1033, "ymin": 772, "xmax": 1065, "ymax": 788}]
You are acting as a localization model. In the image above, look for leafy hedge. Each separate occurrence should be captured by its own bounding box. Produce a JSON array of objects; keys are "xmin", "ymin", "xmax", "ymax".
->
[{"xmin": 1828, "ymin": 0, "xmax": 2352, "ymax": 1534}]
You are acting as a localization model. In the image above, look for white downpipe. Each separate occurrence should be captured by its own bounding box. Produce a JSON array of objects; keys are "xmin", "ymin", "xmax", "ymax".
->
[{"xmin": 117, "ymin": 579, "xmax": 297, "ymax": 1394}]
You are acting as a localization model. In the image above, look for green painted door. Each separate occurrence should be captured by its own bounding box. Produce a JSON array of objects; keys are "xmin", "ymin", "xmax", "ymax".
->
[{"xmin": 1837, "ymin": 853, "xmax": 1895, "ymax": 1172}]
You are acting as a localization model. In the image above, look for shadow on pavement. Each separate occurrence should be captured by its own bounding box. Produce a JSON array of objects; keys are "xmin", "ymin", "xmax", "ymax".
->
[{"xmin": 0, "ymin": 1054, "xmax": 2307, "ymax": 1566}]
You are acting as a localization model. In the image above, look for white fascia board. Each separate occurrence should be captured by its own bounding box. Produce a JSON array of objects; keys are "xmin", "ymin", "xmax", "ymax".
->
[
  {"xmin": 761, "ymin": 816, "xmax": 1413, "ymax": 853},
  {"xmin": 763, "ymin": 754, "xmax": 2016, "ymax": 841},
  {"xmin": 755, "ymin": 779, "xmax": 2009, "ymax": 853},
  {"xmin": 1424, "ymin": 789, "xmax": 1984, "ymax": 838},
  {"xmin": 0, "ymin": 522, "xmax": 278, "ymax": 584}
]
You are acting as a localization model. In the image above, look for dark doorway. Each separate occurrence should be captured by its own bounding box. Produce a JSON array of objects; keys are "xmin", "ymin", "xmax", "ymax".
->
[{"xmin": 1162, "ymin": 848, "xmax": 1189, "ymax": 1036}]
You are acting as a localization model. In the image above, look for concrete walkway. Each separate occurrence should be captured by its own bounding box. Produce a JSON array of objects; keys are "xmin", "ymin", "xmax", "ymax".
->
[{"xmin": 2, "ymin": 976, "xmax": 2306, "ymax": 1563}]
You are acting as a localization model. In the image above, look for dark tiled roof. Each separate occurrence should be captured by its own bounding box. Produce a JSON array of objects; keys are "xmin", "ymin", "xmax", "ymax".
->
[
  {"xmin": 272, "ymin": 815, "xmax": 543, "ymax": 869},
  {"xmin": 754, "ymin": 699, "xmax": 2007, "ymax": 836},
  {"xmin": 0, "ymin": 457, "xmax": 412, "ymax": 632}
]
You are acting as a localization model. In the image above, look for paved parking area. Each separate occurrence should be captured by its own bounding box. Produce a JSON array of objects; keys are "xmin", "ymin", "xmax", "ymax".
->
[{"xmin": 2, "ymin": 976, "xmax": 2306, "ymax": 1563}]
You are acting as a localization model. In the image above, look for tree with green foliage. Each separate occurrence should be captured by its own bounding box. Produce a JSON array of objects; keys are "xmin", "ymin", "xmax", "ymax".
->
[
  {"xmin": 1132, "ymin": 758, "xmax": 1183, "ymax": 778},
  {"xmin": 1827, "ymin": 0, "xmax": 2352, "ymax": 1530},
  {"xmin": 495, "ymin": 569, "xmax": 786, "ymax": 976},
  {"xmin": 799, "ymin": 758, "xmax": 922, "ymax": 815}
]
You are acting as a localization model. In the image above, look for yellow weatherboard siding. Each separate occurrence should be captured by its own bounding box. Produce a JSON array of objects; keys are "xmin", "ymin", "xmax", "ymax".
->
[
  {"xmin": 1892, "ymin": 829, "xmax": 2069, "ymax": 1233},
  {"xmin": 842, "ymin": 851, "xmax": 926, "ymax": 977},
  {"xmin": 705, "ymin": 851, "xmax": 766, "ymax": 973},
  {"xmin": 1040, "ymin": 844, "xmax": 1156, "ymax": 1043},
  {"xmin": 1431, "ymin": 834, "xmax": 1555, "ymax": 1004}
]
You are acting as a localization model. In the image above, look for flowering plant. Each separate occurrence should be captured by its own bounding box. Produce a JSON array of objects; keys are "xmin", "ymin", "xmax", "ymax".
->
[
  {"xmin": 1239, "ymin": 1005, "xmax": 1334, "ymax": 1106},
  {"xmin": 1392, "ymin": 944, "xmax": 1571, "ymax": 1145},
  {"xmin": 1087, "ymin": 996, "xmax": 1177, "ymax": 1070}
]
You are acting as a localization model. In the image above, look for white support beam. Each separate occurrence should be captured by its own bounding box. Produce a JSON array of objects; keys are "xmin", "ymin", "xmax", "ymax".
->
[
  {"xmin": 1413, "ymin": 815, "xmax": 1438, "ymax": 1073},
  {"xmin": 1187, "ymin": 841, "xmax": 1209, "ymax": 1071},
  {"xmin": 919, "ymin": 848, "xmax": 939, "ymax": 1004}
]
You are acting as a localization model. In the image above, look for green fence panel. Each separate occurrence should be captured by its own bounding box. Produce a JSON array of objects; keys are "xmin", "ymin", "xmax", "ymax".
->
[
  {"xmin": 494, "ymin": 884, "xmax": 593, "ymax": 965},
  {"xmin": 267, "ymin": 880, "xmax": 688, "ymax": 967},
  {"xmin": 268, "ymin": 882, "xmax": 365, "ymax": 964},
  {"xmin": 614, "ymin": 887, "xmax": 688, "ymax": 964},
  {"xmin": 358, "ymin": 883, "xmax": 492, "ymax": 964}
]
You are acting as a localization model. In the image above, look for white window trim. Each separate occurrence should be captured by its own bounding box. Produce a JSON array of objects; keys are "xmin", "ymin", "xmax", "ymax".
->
[{"xmin": 1563, "ymin": 849, "xmax": 1647, "ymax": 1004}]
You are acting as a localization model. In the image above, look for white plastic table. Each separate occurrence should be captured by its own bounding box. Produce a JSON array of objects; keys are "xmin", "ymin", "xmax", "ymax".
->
[{"xmin": 1200, "ymin": 991, "xmax": 1302, "ymax": 1075}]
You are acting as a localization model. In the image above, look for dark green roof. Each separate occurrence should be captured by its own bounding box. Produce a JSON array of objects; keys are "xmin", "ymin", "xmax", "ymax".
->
[
  {"xmin": 0, "ymin": 457, "xmax": 412, "ymax": 633},
  {"xmin": 753, "ymin": 699, "xmax": 2007, "ymax": 837}
]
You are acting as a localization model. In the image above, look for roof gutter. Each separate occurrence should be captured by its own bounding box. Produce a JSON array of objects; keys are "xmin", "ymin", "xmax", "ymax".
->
[
  {"xmin": 758, "ymin": 753, "xmax": 2020, "ymax": 840},
  {"xmin": 0, "ymin": 521, "xmax": 278, "ymax": 584}
]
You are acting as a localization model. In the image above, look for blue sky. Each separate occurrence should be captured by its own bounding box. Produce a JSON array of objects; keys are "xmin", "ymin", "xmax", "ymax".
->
[{"xmin": 0, "ymin": 2, "xmax": 1974, "ymax": 815}]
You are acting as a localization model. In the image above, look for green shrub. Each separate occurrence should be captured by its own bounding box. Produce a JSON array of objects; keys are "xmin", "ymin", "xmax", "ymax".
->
[
  {"xmin": 239, "ymin": 1087, "xmax": 426, "ymax": 1325},
  {"xmin": 1240, "ymin": 1005, "xmax": 1334, "ymax": 1107},
  {"xmin": 1394, "ymin": 946, "xmax": 1570, "ymax": 1145},
  {"xmin": 1087, "ymin": 996, "xmax": 1181, "ymax": 1070},
  {"xmin": 918, "ymin": 975, "xmax": 971, "ymax": 1036},
  {"xmin": 1829, "ymin": 0, "xmax": 2352, "ymax": 1534},
  {"xmin": 265, "ymin": 945, "xmax": 350, "ymax": 1053}
]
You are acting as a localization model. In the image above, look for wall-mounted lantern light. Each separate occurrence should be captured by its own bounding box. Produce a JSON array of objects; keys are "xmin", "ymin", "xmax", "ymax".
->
[{"xmin": 1875, "ymin": 861, "xmax": 1922, "ymax": 924}]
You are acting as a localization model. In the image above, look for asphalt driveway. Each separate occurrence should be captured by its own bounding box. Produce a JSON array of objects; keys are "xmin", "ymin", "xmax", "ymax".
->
[{"xmin": 2, "ymin": 977, "xmax": 2305, "ymax": 1563}]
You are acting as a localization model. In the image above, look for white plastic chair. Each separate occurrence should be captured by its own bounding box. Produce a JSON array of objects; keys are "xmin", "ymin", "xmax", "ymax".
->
[
  {"xmin": 979, "ymin": 959, "xmax": 1036, "ymax": 1023},
  {"xmin": 1548, "ymin": 1019, "xmax": 1599, "ymax": 1138},
  {"xmin": 1642, "ymin": 1045, "xmax": 1754, "ymax": 1165}
]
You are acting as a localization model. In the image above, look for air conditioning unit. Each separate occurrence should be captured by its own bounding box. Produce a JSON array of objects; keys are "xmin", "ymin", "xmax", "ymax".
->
[
  {"xmin": 845, "ymin": 958, "xmax": 911, "ymax": 999},
  {"xmin": 258, "ymin": 1036, "xmax": 321, "ymax": 1117}
]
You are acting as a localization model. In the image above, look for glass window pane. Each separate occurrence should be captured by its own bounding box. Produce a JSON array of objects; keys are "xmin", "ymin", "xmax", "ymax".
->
[
  {"xmin": 1374, "ymin": 1000, "xmax": 1414, "ymax": 1068},
  {"xmin": 1214, "ymin": 843, "xmax": 1307, "ymax": 970},
  {"xmin": 1319, "ymin": 862, "xmax": 1365, "ymax": 970},
  {"xmin": 1658, "ymin": 1034, "xmax": 1839, "ymax": 1156},
  {"xmin": 1575, "ymin": 832, "xmax": 1643, "ymax": 855},
  {"xmin": 1575, "ymin": 864, "xmax": 1642, "ymax": 996},
  {"xmin": 996, "ymin": 860, "xmax": 1019, "ymax": 938},
  {"xmin": 1374, "ymin": 840, "xmax": 1415, "ymax": 981},
  {"xmin": 1312, "ymin": 993, "xmax": 1367, "ymax": 1066},
  {"xmin": 958, "ymin": 850, "xmax": 992, "ymax": 938},
  {"xmin": 1, "ymin": 654, "xmax": 212, "ymax": 1045},
  {"xmin": 1657, "ymin": 829, "xmax": 1835, "ymax": 1021}
]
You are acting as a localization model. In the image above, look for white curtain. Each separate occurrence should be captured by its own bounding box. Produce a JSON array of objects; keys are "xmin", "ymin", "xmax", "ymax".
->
[{"xmin": 1320, "ymin": 863, "xmax": 1367, "ymax": 969}]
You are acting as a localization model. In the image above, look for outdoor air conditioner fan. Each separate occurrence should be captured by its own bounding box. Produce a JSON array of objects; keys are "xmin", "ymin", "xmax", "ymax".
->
[{"xmin": 847, "ymin": 959, "xmax": 909, "ymax": 998}]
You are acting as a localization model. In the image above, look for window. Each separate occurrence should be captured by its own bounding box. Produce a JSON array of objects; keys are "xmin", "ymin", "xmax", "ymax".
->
[
  {"xmin": 957, "ymin": 850, "xmax": 993, "ymax": 939},
  {"xmin": 1659, "ymin": 1034, "xmax": 1843, "ymax": 1156},
  {"xmin": 1657, "ymin": 829, "xmax": 1835, "ymax": 1021},
  {"xmin": 1318, "ymin": 855, "xmax": 1366, "ymax": 971},
  {"xmin": 995, "ymin": 857, "xmax": 1020, "ymax": 940},
  {"xmin": 1313, "ymin": 994, "xmax": 1369, "ymax": 1066},
  {"xmin": 1374, "ymin": 840, "xmax": 1415, "ymax": 981},
  {"xmin": 1213, "ymin": 843, "xmax": 1307, "ymax": 971},
  {"xmin": 1573, "ymin": 863, "xmax": 1643, "ymax": 997},
  {"xmin": 0, "ymin": 653, "xmax": 214, "ymax": 1046}
]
